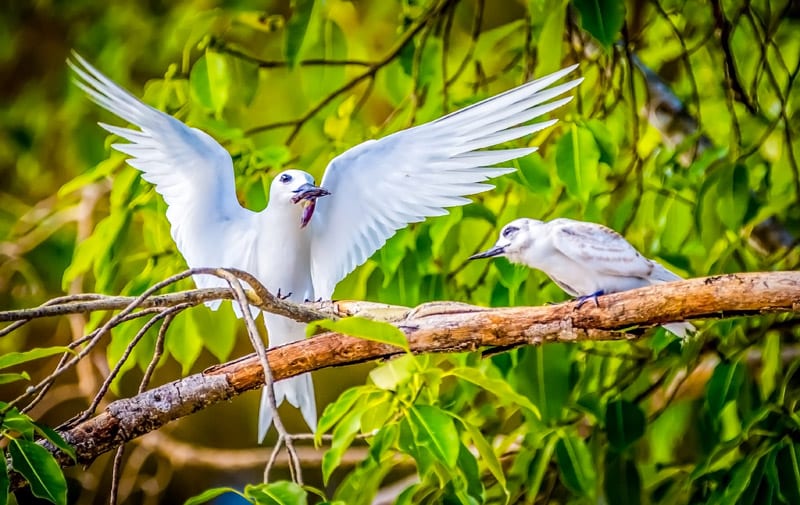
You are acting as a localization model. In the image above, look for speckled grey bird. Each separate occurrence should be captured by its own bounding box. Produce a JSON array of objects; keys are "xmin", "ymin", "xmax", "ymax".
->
[{"xmin": 470, "ymin": 217, "xmax": 694, "ymax": 339}]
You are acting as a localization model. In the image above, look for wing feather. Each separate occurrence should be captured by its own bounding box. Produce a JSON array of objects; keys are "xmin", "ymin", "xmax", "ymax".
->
[
  {"xmin": 310, "ymin": 67, "xmax": 583, "ymax": 297},
  {"xmin": 549, "ymin": 219, "xmax": 655, "ymax": 279},
  {"xmin": 70, "ymin": 53, "xmax": 255, "ymax": 296}
]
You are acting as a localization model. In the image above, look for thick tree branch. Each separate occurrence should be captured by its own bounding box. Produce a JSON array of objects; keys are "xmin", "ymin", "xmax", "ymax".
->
[{"xmin": 11, "ymin": 271, "xmax": 800, "ymax": 490}]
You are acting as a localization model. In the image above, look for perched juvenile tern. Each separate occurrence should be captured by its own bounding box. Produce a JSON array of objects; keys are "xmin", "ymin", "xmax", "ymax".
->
[
  {"xmin": 69, "ymin": 53, "xmax": 582, "ymax": 440},
  {"xmin": 470, "ymin": 218, "xmax": 694, "ymax": 339}
]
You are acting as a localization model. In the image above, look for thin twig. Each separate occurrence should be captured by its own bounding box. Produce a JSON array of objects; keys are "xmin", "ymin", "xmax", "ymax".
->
[
  {"xmin": 213, "ymin": 269, "xmax": 303, "ymax": 485},
  {"xmin": 245, "ymin": 0, "xmax": 458, "ymax": 143}
]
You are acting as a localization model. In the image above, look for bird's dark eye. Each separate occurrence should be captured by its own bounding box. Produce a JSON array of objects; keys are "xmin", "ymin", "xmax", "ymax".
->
[
  {"xmin": 502, "ymin": 226, "xmax": 519, "ymax": 238},
  {"xmin": 279, "ymin": 174, "xmax": 292, "ymax": 184}
]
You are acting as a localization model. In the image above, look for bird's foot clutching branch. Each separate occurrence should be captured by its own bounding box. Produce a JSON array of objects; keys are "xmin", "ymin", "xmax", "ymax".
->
[
  {"xmin": 575, "ymin": 290, "xmax": 604, "ymax": 309},
  {"xmin": 276, "ymin": 289, "xmax": 293, "ymax": 301}
]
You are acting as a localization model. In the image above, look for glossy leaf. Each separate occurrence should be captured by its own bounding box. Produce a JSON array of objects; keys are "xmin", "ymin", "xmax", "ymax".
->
[
  {"xmin": 245, "ymin": 481, "xmax": 308, "ymax": 505},
  {"xmin": 706, "ymin": 361, "xmax": 745, "ymax": 420},
  {"xmin": 556, "ymin": 124, "xmax": 601, "ymax": 202},
  {"xmin": 0, "ymin": 371, "xmax": 30, "ymax": 384},
  {"xmin": 0, "ymin": 459, "xmax": 7, "ymax": 505},
  {"xmin": 606, "ymin": 399, "xmax": 646, "ymax": 452},
  {"xmin": 513, "ymin": 344, "xmax": 574, "ymax": 423},
  {"xmin": 369, "ymin": 354, "xmax": 417, "ymax": 390},
  {"xmin": 572, "ymin": 0, "xmax": 626, "ymax": 48},
  {"xmin": 34, "ymin": 423, "xmax": 77, "ymax": 461},
  {"xmin": 450, "ymin": 366, "xmax": 541, "ymax": 419},
  {"xmin": 0, "ymin": 346, "xmax": 71, "ymax": 370},
  {"xmin": 284, "ymin": 0, "xmax": 315, "ymax": 69},
  {"xmin": 405, "ymin": 405, "xmax": 460, "ymax": 470},
  {"xmin": 9, "ymin": 439, "xmax": 68, "ymax": 505},
  {"xmin": 460, "ymin": 418, "xmax": 507, "ymax": 491},
  {"xmin": 184, "ymin": 487, "xmax": 243, "ymax": 505},
  {"xmin": 775, "ymin": 442, "xmax": 800, "ymax": 504},
  {"xmin": 316, "ymin": 386, "xmax": 369, "ymax": 441},
  {"xmin": 555, "ymin": 432, "xmax": 596, "ymax": 496},
  {"xmin": 307, "ymin": 317, "xmax": 409, "ymax": 351},
  {"xmin": 604, "ymin": 452, "xmax": 642, "ymax": 505}
]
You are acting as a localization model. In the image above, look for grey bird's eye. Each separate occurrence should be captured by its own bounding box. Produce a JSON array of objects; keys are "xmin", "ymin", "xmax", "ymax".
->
[
  {"xmin": 502, "ymin": 226, "xmax": 519, "ymax": 238},
  {"xmin": 279, "ymin": 174, "xmax": 292, "ymax": 184}
]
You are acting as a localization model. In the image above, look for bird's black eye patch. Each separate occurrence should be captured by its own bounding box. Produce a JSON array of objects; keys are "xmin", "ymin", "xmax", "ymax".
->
[
  {"xmin": 279, "ymin": 174, "xmax": 292, "ymax": 184},
  {"xmin": 502, "ymin": 226, "xmax": 519, "ymax": 238}
]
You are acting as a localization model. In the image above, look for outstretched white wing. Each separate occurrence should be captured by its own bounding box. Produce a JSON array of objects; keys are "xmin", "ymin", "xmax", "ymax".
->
[
  {"xmin": 309, "ymin": 66, "xmax": 583, "ymax": 297},
  {"xmin": 69, "ymin": 54, "xmax": 256, "ymax": 297},
  {"xmin": 549, "ymin": 219, "xmax": 655, "ymax": 279}
]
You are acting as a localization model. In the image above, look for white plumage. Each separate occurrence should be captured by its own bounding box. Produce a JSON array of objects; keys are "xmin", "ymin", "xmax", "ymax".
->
[
  {"xmin": 470, "ymin": 217, "xmax": 694, "ymax": 339},
  {"xmin": 70, "ymin": 53, "xmax": 582, "ymax": 440}
]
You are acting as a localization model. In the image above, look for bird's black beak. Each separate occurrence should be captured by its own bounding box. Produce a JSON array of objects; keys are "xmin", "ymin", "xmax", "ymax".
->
[
  {"xmin": 291, "ymin": 183, "xmax": 330, "ymax": 204},
  {"xmin": 468, "ymin": 245, "xmax": 506, "ymax": 260},
  {"xmin": 291, "ymin": 183, "xmax": 331, "ymax": 228}
]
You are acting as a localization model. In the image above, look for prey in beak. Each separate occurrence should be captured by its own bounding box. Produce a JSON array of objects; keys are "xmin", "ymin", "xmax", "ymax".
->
[
  {"xmin": 291, "ymin": 183, "xmax": 331, "ymax": 228},
  {"xmin": 468, "ymin": 245, "xmax": 506, "ymax": 260}
]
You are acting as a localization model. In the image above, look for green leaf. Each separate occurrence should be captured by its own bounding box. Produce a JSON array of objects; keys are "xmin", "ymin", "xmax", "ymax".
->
[
  {"xmin": 205, "ymin": 50, "xmax": 231, "ymax": 115},
  {"xmin": 715, "ymin": 162, "xmax": 750, "ymax": 229},
  {"xmin": 585, "ymin": 119, "xmax": 618, "ymax": 166},
  {"xmin": 284, "ymin": 0, "xmax": 315, "ymax": 68},
  {"xmin": 368, "ymin": 423, "xmax": 399, "ymax": 463},
  {"xmin": 604, "ymin": 452, "xmax": 642, "ymax": 505},
  {"xmin": 572, "ymin": 0, "xmax": 626, "ymax": 48},
  {"xmin": 307, "ymin": 317, "xmax": 408, "ymax": 351},
  {"xmin": 513, "ymin": 344, "xmax": 574, "ymax": 423},
  {"xmin": 184, "ymin": 487, "xmax": 244, "ymax": 505},
  {"xmin": 2, "ymin": 408, "xmax": 35, "ymax": 437},
  {"xmin": 760, "ymin": 332, "xmax": 781, "ymax": 399},
  {"xmin": 0, "ymin": 457, "xmax": 7, "ymax": 505},
  {"xmin": 555, "ymin": 432, "xmax": 596, "ymax": 496},
  {"xmin": 708, "ymin": 453, "xmax": 765, "ymax": 505},
  {"xmin": 460, "ymin": 419, "xmax": 507, "ymax": 491},
  {"xmin": 515, "ymin": 153, "xmax": 552, "ymax": 195},
  {"xmin": 526, "ymin": 433, "xmax": 559, "ymax": 501},
  {"xmin": 0, "ymin": 371, "xmax": 29, "ymax": 384},
  {"xmin": 776, "ymin": 442, "xmax": 800, "ymax": 505},
  {"xmin": 606, "ymin": 399, "xmax": 646, "ymax": 452},
  {"xmin": 245, "ymin": 481, "xmax": 308, "ymax": 505},
  {"xmin": 0, "ymin": 347, "xmax": 71, "ymax": 370},
  {"xmin": 406, "ymin": 405, "xmax": 460, "ymax": 469},
  {"xmin": 705, "ymin": 361, "xmax": 745, "ymax": 420},
  {"xmin": 34, "ymin": 423, "xmax": 77, "ymax": 462},
  {"xmin": 185, "ymin": 307, "xmax": 236, "ymax": 363},
  {"xmin": 556, "ymin": 123, "xmax": 601, "ymax": 202},
  {"xmin": 450, "ymin": 367, "xmax": 541, "ymax": 420},
  {"xmin": 455, "ymin": 441, "xmax": 485, "ymax": 502},
  {"xmin": 189, "ymin": 55, "xmax": 214, "ymax": 111},
  {"xmin": 369, "ymin": 354, "xmax": 417, "ymax": 391},
  {"xmin": 165, "ymin": 314, "xmax": 203, "ymax": 376},
  {"xmin": 316, "ymin": 386, "xmax": 368, "ymax": 441},
  {"xmin": 533, "ymin": 0, "xmax": 568, "ymax": 76},
  {"xmin": 9, "ymin": 439, "xmax": 68, "ymax": 505},
  {"xmin": 301, "ymin": 18, "xmax": 348, "ymax": 102},
  {"xmin": 322, "ymin": 396, "xmax": 370, "ymax": 483}
]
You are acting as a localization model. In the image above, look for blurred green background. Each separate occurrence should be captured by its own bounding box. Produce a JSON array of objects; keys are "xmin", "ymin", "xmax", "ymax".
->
[{"xmin": 1, "ymin": 0, "xmax": 799, "ymax": 503}]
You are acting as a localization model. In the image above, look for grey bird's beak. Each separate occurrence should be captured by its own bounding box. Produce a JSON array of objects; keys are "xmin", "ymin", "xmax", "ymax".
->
[
  {"xmin": 468, "ymin": 245, "xmax": 506, "ymax": 260},
  {"xmin": 291, "ymin": 183, "xmax": 331, "ymax": 228}
]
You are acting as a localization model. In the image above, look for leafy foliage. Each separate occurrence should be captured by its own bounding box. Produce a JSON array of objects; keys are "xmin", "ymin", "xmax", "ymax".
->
[{"xmin": 2, "ymin": 0, "xmax": 799, "ymax": 503}]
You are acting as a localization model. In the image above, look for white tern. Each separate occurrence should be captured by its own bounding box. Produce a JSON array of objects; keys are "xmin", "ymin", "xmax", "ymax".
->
[
  {"xmin": 69, "ymin": 53, "xmax": 582, "ymax": 441},
  {"xmin": 470, "ymin": 218, "xmax": 694, "ymax": 339}
]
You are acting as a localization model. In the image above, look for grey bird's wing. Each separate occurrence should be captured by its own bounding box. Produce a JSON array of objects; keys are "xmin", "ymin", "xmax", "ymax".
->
[{"xmin": 549, "ymin": 219, "xmax": 655, "ymax": 279}]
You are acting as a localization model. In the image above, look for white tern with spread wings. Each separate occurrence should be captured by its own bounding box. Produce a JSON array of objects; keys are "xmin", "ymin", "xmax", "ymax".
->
[
  {"xmin": 470, "ymin": 218, "xmax": 694, "ymax": 339},
  {"xmin": 70, "ymin": 53, "xmax": 582, "ymax": 441}
]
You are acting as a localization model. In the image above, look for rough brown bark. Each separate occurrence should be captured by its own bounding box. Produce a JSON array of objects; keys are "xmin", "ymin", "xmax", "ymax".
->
[{"xmin": 13, "ymin": 271, "xmax": 800, "ymax": 489}]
